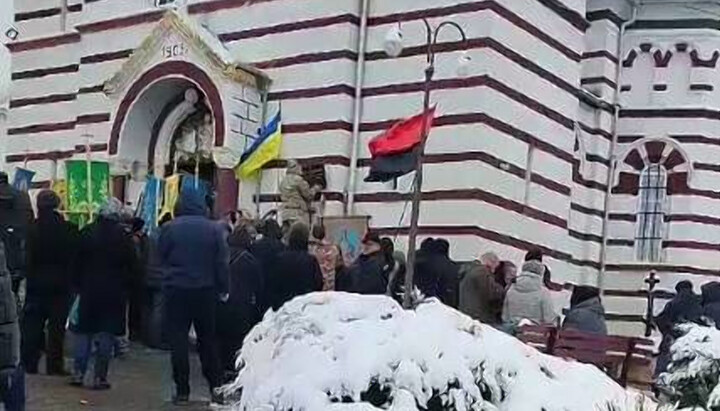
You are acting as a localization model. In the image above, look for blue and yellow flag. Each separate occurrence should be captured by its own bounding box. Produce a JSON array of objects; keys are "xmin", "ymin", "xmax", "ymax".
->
[{"xmin": 235, "ymin": 111, "xmax": 282, "ymax": 179}]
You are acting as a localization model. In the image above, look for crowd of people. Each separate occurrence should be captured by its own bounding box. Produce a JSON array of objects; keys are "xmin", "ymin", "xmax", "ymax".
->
[{"xmin": 0, "ymin": 166, "xmax": 719, "ymax": 409}]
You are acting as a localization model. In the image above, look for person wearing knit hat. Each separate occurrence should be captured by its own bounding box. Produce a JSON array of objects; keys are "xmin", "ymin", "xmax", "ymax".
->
[
  {"xmin": 22, "ymin": 189, "xmax": 78, "ymax": 376},
  {"xmin": 502, "ymin": 260, "xmax": 558, "ymax": 326}
]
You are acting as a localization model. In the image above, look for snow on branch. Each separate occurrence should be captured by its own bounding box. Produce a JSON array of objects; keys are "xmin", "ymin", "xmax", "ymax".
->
[{"xmin": 223, "ymin": 292, "xmax": 654, "ymax": 410}]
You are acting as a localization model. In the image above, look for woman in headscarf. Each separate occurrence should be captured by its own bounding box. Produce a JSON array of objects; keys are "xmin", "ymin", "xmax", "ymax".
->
[{"xmin": 70, "ymin": 198, "xmax": 138, "ymax": 390}]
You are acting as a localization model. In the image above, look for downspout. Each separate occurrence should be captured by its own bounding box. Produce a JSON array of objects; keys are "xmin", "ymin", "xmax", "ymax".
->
[
  {"xmin": 346, "ymin": 0, "xmax": 370, "ymax": 215},
  {"xmin": 598, "ymin": 1, "xmax": 639, "ymax": 292}
]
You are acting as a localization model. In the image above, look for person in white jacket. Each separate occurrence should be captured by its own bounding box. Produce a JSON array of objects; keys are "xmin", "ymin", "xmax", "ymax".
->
[{"xmin": 502, "ymin": 260, "xmax": 558, "ymax": 326}]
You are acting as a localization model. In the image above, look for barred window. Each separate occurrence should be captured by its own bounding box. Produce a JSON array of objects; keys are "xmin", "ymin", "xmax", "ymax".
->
[{"xmin": 635, "ymin": 164, "xmax": 667, "ymax": 262}]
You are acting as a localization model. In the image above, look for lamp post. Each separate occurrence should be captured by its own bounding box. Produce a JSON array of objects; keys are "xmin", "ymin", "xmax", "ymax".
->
[{"xmin": 383, "ymin": 19, "xmax": 470, "ymax": 308}]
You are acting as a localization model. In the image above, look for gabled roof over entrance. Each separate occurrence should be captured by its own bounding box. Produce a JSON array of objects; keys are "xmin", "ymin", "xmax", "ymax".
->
[{"xmin": 103, "ymin": 9, "xmax": 268, "ymax": 97}]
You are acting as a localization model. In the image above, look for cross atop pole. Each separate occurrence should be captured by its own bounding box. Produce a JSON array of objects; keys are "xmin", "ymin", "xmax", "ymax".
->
[{"xmin": 644, "ymin": 271, "xmax": 660, "ymax": 337}]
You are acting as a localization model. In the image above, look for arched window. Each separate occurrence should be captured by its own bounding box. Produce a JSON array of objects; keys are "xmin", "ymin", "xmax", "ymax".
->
[{"xmin": 636, "ymin": 164, "xmax": 667, "ymax": 262}]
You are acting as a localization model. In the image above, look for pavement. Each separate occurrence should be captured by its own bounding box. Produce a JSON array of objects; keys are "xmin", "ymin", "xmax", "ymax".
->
[{"xmin": 26, "ymin": 345, "xmax": 230, "ymax": 411}]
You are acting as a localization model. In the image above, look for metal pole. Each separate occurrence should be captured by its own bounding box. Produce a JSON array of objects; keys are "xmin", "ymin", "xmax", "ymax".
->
[
  {"xmin": 346, "ymin": 0, "xmax": 371, "ymax": 215},
  {"xmin": 402, "ymin": 19, "xmax": 467, "ymax": 308},
  {"xmin": 598, "ymin": 3, "xmax": 638, "ymax": 293},
  {"xmin": 84, "ymin": 134, "xmax": 93, "ymax": 222},
  {"xmin": 255, "ymin": 87, "xmax": 270, "ymax": 216}
]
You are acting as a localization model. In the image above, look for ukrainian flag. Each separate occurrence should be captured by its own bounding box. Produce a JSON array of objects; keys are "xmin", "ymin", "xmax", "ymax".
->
[{"xmin": 235, "ymin": 111, "xmax": 282, "ymax": 179}]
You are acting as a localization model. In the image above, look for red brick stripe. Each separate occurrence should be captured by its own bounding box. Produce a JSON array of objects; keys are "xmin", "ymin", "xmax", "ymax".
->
[
  {"xmin": 80, "ymin": 49, "xmax": 133, "ymax": 64},
  {"xmin": 15, "ymin": 4, "xmax": 82, "ymax": 21},
  {"xmin": 76, "ymin": 10, "xmax": 164, "ymax": 33},
  {"xmin": 7, "ymin": 113, "xmax": 110, "ymax": 135},
  {"xmin": 8, "ymin": 32, "xmax": 80, "ymax": 53},
  {"xmin": 9, "ymin": 93, "xmax": 77, "ymax": 109},
  {"xmin": 12, "ymin": 64, "xmax": 78, "ymax": 80},
  {"xmin": 219, "ymin": 14, "xmax": 359, "ymax": 42},
  {"xmin": 5, "ymin": 144, "xmax": 108, "ymax": 163},
  {"xmin": 534, "ymin": 0, "xmax": 589, "ymax": 31},
  {"xmin": 582, "ymin": 50, "xmax": 619, "ymax": 64}
]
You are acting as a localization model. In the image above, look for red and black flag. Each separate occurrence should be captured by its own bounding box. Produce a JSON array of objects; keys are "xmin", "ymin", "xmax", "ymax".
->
[{"xmin": 365, "ymin": 107, "xmax": 436, "ymax": 182}]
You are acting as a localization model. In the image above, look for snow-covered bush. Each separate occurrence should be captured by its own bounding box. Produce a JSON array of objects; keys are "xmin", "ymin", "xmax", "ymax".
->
[
  {"xmin": 657, "ymin": 324, "xmax": 720, "ymax": 410},
  {"xmin": 224, "ymin": 292, "xmax": 654, "ymax": 410}
]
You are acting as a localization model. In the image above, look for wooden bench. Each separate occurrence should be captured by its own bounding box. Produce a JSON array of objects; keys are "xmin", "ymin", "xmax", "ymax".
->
[{"xmin": 517, "ymin": 325, "xmax": 655, "ymax": 389}]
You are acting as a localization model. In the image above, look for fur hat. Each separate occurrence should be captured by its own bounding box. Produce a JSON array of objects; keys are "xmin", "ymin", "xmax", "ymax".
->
[{"xmin": 521, "ymin": 260, "xmax": 545, "ymax": 276}]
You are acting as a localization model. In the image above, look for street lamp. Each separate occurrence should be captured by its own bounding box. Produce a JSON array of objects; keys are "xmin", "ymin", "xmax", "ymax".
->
[{"xmin": 383, "ymin": 19, "xmax": 469, "ymax": 308}]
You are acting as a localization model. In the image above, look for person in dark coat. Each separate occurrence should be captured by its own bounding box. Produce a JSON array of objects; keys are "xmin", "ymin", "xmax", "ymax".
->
[
  {"xmin": 159, "ymin": 187, "xmax": 229, "ymax": 406},
  {"xmin": 0, "ymin": 172, "xmax": 33, "ymax": 295},
  {"xmin": 562, "ymin": 285, "xmax": 607, "ymax": 335},
  {"xmin": 266, "ymin": 222, "xmax": 323, "ymax": 310},
  {"xmin": 217, "ymin": 226, "xmax": 265, "ymax": 378},
  {"xmin": 0, "ymin": 237, "xmax": 24, "ymax": 410},
  {"xmin": 250, "ymin": 219, "xmax": 284, "ymax": 281},
  {"xmin": 415, "ymin": 239, "xmax": 459, "ymax": 308},
  {"xmin": 494, "ymin": 261, "xmax": 517, "ymax": 289},
  {"xmin": 21, "ymin": 190, "xmax": 78, "ymax": 375},
  {"xmin": 71, "ymin": 198, "xmax": 138, "ymax": 390},
  {"xmin": 127, "ymin": 218, "xmax": 148, "ymax": 343},
  {"xmin": 654, "ymin": 281, "xmax": 704, "ymax": 377},
  {"xmin": 459, "ymin": 252, "xmax": 504, "ymax": 325},
  {"xmin": 381, "ymin": 238, "xmax": 405, "ymax": 303},
  {"xmin": 701, "ymin": 282, "xmax": 720, "ymax": 329},
  {"xmin": 345, "ymin": 232, "xmax": 388, "ymax": 295},
  {"xmin": 141, "ymin": 218, "xmax": 168, "ymax": 349},
  {"xmin": 334, "ymin": 245, "xmax": 351, "ymax": 292}
]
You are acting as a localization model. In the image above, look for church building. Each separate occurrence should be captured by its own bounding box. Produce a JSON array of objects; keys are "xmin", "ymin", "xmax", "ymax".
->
[{"xmin": 2, "ymin": 0, "xmax": 719, "ymax": 336}]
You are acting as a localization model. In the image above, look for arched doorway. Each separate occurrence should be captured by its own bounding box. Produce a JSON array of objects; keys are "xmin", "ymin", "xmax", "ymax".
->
[{"xmin": 108, "ymin": 61, "xmax": 234, "ymax": 214}]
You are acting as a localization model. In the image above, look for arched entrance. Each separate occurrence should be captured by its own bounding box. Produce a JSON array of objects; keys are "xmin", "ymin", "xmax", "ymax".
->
[{"xmin": 108, "ymin": 61, "xmax": 237, "ymax": 215}]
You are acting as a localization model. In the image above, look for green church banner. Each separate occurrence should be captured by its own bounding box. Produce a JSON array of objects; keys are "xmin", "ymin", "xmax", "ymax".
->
[{"xmin": 65, "ymin": 160, "xmax": 110, "ymax": 227}]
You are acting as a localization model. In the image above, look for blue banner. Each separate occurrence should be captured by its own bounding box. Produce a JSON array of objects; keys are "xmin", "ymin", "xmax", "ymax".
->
[
  {"xmin": 139, "ymin": 177, "xmax": 162, "ymax": 234},
  {"xmin": 12, "ymin": 168, "xmax": 35, "ymax": 192}
]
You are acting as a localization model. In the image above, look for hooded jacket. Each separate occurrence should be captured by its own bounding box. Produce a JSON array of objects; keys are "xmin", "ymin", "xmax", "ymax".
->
[
  {"xmin": 502, "ymin": 261, "xmax": 557, "ymax": 325},
  {"xmin": 279, "ymin": 161, "xmax": 316, "ymax": 224},
  {"xmin": 562, "ymin": 289, "xmax": 607, "ymax": 335},
  {"xmin": 159, "ymin": 189, "xmax": 229, "ymax": 294},
  {"xmin": 459, "ymin": 261, "xmax": 505, "ymax": 324},
  {"xmin": 702, "ymin": 282, "xmax": 720, "ymax": 328}
]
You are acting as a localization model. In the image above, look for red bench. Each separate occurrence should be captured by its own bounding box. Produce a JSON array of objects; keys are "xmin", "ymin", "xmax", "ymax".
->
[{"xmin": 517, "ymin": 325, "xmax": 655, "ymax": 389}]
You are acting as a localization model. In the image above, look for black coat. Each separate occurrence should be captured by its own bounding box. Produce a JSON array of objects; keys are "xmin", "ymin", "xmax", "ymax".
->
[
  {"xmin": 345, "ymin": 252, "xmax": 388, "ymax": 295},
  {"xmin": 267, "ymin": 249, "xmax": 322, "ymax": 310},
  {"xmin": 702, "ymin": 282, "xmax": 720, "ymax": 329},
  {"xmin": 415, "ymin": 251, "xmax": 459, "ymax": 308},
  {"xmin": 250, "ymin": 238, "xmax": 284, "ymax": 279},
  {"xmin": 25, "ymin": 212, "xmax": 78, "ymax": 295},
  {"xmin": 74, "ymin": 218, "xmax": 138, "ymax": 336},
  {"xmin": 218, "ymin": 249, "xmax": 266, "ymax": 341}
]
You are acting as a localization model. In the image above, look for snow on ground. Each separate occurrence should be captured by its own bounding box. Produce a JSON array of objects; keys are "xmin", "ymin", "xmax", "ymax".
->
[{"xmin": 224, "ymin": 292, "xmax": 654, "ymax": 410}]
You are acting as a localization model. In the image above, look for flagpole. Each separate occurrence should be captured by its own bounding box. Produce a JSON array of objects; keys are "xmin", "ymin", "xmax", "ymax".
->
[
  {"xmin": 83, "ymin": 134, "xmax": 94, "ymax": 223},
  {"xmin": 255, "ymin": 88, "xmax": 270, "ymax": 217},
  {"xmin": 401, "ymin": 19, "xmax": 467, "ymax": 309}
]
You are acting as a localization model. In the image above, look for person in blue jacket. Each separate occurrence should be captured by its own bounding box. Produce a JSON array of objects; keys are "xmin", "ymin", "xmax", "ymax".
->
[{"xmin": 159, "ymin": 186, "xmax": 229, "ymax": 406}]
